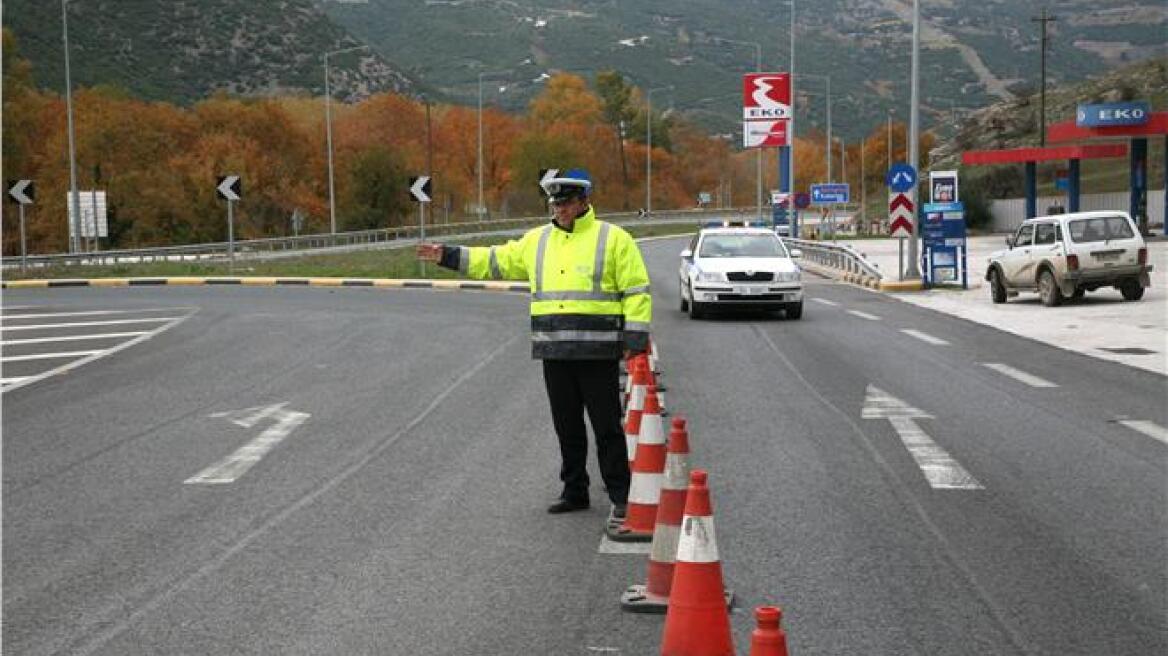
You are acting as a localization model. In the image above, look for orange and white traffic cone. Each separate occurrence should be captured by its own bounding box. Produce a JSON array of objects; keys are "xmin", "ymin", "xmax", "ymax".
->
[
  {"xmin": 749, "ymin": 606, "xmax": 790, "ymax": 656},
  {"xmin": 621, "ymin": 416, "xmax": 691, "ymax": 613},
  {"xmin": 608, "ymin": 386, "xmax": 666, "ymax": 542},
  {"xmin": 624, "ymin": 355, "xmax": 652, "ymax": 423},
  {"xmin": 660, "ymin": 469, "xmax": 735, "ymax": 656}
]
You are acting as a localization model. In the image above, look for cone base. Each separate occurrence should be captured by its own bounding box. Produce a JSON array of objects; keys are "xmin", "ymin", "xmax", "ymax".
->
[
  {"xmin": 620, "ymin": 584, "xmax": 669, "ymax": 614},
  {"xmin": 605, "ymin": 520, "xmax": 654, "ymax": 542}
]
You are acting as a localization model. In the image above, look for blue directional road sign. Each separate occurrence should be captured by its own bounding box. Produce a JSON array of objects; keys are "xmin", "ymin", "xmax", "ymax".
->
[
  {"xmin": 886, "ymin": 162, "xmax": 917, "ymax": 193},
  {"xmin": 810, "ymin": 184, "xmax": 849, "ymax": 204}
]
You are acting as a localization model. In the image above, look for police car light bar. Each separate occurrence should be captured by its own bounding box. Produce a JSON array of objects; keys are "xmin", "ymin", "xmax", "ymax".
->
[{"xmin": 701, "ymin": 220, "xmax": 769, "ymax": 228}]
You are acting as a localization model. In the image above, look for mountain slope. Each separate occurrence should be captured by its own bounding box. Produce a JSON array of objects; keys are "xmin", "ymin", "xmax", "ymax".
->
[
  {"xmin": 3, "ymin": 0, "xmax": 414, "ymax": 103},
  {"xmin": 321, "ymin": 0, "xmax": 1167, "ymax": 139}
]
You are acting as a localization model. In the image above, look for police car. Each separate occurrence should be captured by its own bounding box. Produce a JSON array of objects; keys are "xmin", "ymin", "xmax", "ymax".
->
[{"xmin": 678, "ymin": 222, "xmax": 804, "ymax": 319}]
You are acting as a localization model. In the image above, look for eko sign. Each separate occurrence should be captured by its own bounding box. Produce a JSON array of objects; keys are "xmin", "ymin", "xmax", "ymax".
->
[
  {"xmin": 743, "ymin": 73, "xmax": 791, "ymax": 148},
  {"xmin": 1076, "ymin": 102, "xmax": 1150, "ymax": 128}
]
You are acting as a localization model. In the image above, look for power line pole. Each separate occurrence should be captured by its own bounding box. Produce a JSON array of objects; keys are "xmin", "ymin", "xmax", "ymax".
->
[{"xmin": 1031, "ymin": 7, "xmax": 1057, "ymax": 147}]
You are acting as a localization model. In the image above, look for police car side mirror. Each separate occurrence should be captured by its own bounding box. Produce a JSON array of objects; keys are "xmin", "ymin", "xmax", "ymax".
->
[
  {"xmin": 789, "ymin": 248, "xmax": 802, "ymax": 259},
  {"xmin": 1005, "ymin": 236, "xmax": 1014, "ymax": 249},
  {"xmin": 680, "ymin": 249, "xmax": 693, "ymax": 259}
]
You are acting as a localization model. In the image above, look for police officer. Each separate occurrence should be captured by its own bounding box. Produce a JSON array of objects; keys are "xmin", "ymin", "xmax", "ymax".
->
[{"xmin": 416, "ymin": 169, "xmax": 652, "ymax": 517}]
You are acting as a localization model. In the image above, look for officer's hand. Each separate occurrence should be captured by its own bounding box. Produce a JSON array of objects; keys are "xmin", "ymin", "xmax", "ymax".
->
[{"xmin": 416, "ymin": 242, "xmax": 443, "ymax": 262}]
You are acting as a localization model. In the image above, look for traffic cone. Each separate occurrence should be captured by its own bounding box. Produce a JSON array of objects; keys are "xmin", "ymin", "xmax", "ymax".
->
[
  {"xmin": 749, "ymin": 606, "xmax": 790, "ymax": 656},
  {"xmin": 621, "ymin": 416, "xmax": 691, "ymax": 613},
  {"xmin": 624, "ymin": 355, "xmax": 651, "ymax": 423},
  {"xmin": 608, "ymin": 386, "xmax": 666, "ymax": 542},
  {"xmin": 660, "ymin": 470, "xmax": 735, "ymax": 656}
]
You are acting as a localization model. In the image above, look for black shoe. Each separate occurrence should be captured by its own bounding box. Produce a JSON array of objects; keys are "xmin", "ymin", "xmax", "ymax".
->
[
  {"xmin": 547, "ymin": 498, "xmax": 590, "ymax": 514},
  {"xmin": 612, "ymin": 503, "xmax": 627, "ymax": 520}
]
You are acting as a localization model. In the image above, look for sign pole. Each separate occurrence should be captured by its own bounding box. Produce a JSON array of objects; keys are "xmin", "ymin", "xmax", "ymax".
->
[
  {"xmin": 227, "ymin": 198, "xmax": 235, "ymax": 273},
  {"xmin": 19, "ymin": 203, "xmax": 27, "ymax": 272},
  {"xmin": 419, "ymin": 202, "xmax": 427, "ymax": 277},
  {"xmin": 898, "ymin": 237, "xmax": 904, "ymax": 280}
]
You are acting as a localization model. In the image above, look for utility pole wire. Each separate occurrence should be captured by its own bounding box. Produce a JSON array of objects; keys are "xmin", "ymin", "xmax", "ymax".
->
[{"xmin": 1031, "ymin": 8, "xmax": 1057, "ymax": 147}]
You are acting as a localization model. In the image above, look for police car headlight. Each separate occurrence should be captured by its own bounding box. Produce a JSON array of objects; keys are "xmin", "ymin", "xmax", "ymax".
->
[
  {"xmin": 775, "ymin": 271, "xmax": 800, "ymax": 283},
  {"xmin": 696, "ymin": 271, "xmax": 726, "ymax": 282}
]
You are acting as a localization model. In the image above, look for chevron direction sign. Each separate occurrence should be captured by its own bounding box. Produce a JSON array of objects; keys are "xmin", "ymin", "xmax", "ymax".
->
[{"xmin": 889, "ymin": 192, "xmax": 915, "ymax": 238}]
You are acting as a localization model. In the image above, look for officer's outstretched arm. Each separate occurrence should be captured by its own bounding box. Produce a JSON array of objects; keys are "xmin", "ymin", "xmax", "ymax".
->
[{"xmin": 446, "ymin": 234, "xmax": 531, "ymax": 281}]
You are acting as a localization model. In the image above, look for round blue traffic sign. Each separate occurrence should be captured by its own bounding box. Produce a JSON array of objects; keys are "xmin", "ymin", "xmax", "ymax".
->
[
  {"xmin": 793, "ymin": 192, "xmax": 811, "ymax": 209},
  {"xmin": 886, "ymin": 162, "xmax": 917, "ymax": 193}
]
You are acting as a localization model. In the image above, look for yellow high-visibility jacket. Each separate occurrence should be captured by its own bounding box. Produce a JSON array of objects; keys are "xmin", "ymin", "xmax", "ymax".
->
[{"xmin": 439, "ymin": 206, "xmax": 651, "ymax": 359}]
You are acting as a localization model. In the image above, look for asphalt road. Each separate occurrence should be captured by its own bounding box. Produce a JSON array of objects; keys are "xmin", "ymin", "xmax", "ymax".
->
[{"xmin": 3, "ymin": 236, "xmax": 1166, "ymax": 655}]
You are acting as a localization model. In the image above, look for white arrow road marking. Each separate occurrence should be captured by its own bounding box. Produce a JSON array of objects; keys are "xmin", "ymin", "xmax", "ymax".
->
[
  {"xmin": 847, "ymin": 309, "xmax": 881, "ymax": 321},
  {"xmin": 185, "ymin": 403, "xmax": 310, "ymax": 484},
  {"xmin": 1117, "ymin": 420, "xmax": 1168, "ymax": 446},
  {"xmin": 982, "ymin": 363, "xmax": 1058, "ymax": 388},
  {"xmin": 811, "ymin": 298, "xmax": 839, "ymax": 306},
  {"xmin": 863, "ymin": 385, "xmax": 983, "ymax": 490},
  {"xmin": 901, "ymin": 329, "xmax": 950, "ymax": 346}
]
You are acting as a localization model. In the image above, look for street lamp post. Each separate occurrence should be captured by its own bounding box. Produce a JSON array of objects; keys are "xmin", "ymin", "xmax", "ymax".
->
[
  {"xmin": 794, "ymin": 74, "xmax": 831, "ymax": 181},
  {"xmin": 720, "ymin": 38, "xmax": 764, "ymax": 220},
  {"xmin": 324, "ymin": 44, "xmax": 370, "ymax": 236},
  {"xmin": 61, "ymin": 0, "xmax": 82, "ymax": 253},
  {"xmin": 645, "ymin": 85, "xmax": 673, "ymax": 215},
  {"xmin": 906, "ymin": 0, "xmax": 922, "ymax": 278},
  {"xmin": 478, "ymin": 71, "xmax": 510, "ymax": 219}
]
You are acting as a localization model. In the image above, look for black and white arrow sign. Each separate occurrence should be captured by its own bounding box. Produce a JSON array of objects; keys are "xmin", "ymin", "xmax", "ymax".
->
[
  {"xmin": 7, "ymin": 179, "xmax": 34, "ymax": 205},
  {"xmin": 409, "ymin": 175, "xmax": 432, "ymax": 203},
  {"xmin": 539, "ymin": 168, "xmax": 560, "ymax": 189},
  {"xmin": 216, "ymin": 175, "xmax": 242, "ymax": 201}
]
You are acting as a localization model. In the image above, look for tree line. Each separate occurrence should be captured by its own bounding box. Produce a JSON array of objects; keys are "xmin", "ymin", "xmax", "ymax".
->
[{"xmin": 2, "ymin": 30, "xmax": 929, "ymax": 256}]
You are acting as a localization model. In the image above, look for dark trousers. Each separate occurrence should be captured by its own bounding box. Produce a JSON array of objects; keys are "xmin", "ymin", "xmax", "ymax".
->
[{"xmin": 541, "ymin": 359, "xmax": 630, "ymax": 505}]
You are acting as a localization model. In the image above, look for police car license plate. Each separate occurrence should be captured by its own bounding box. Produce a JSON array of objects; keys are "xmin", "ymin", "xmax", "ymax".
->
[{"xmin": 737, "ymin": 286, "xmax": 762, "ymax": 295}]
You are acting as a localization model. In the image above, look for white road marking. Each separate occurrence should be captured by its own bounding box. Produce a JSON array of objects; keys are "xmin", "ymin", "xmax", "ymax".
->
[
  {"xmin": 598, "ymin": 536, "xmax": 653, "ymax": 555},
  {"xmin": 1117, "ymin": 420, "xmax": 1168, "ymax": 446},
  {"xmin": 0, "ymin": 308, "xmax": 181, "ymax": 320},
  {"xmin": 1, "ymin": 317, "xmax": 181, "ymax": 331},
  {"xmin": 982, "ymin": 363, "xmax": 1058, "ymax": 388},
  {"xmin": 3, "ymin": 331, "xmax": 150, "ymax": 346},
  {"xmin": 863, "ymin": 385, "xmax": 983, "ymax": 490},
  {"xmin": 811, "ymin": 298, "xmax": 839, "ymax": 306},
  {"xmin": 2, "ymin": 350, "xmax": 105, "ymax": 362},
  {"xmin": 847, "ymin": 309, "xmax": 881, "ymax": 321},
  {"xmin": 1, "ymin": 377, "xmax": 31, "ymax": 385},
  {"xmin": 901, "ymin": 329, "xmax": 950, "ymax": 346},
  {"xmin": 0, "ymin": 311, "xmax": 196, "ymax": 393},
  {"xmin": 185, "ymin": 403, "xmax": 311, "ymax": 484}
]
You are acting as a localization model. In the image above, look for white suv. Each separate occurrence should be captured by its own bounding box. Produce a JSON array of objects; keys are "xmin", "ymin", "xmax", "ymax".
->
[{"xmin": 985, "ymin": 211, "xmax": 1152, "ymax": 306}]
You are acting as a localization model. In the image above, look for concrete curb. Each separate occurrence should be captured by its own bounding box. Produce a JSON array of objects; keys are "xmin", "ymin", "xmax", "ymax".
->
[
  {"xmin": 878, "ymin": 279, "xmax": 925, "ymax": 292},
  {"xmin": 1, "ymin": 276, "xmax": 532, "ymax": 293}
]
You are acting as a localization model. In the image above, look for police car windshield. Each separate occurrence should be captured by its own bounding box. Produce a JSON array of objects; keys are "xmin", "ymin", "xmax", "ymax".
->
[{"xmin": 699, "ymin": 234, "xmax": 786, "ymax": 258}]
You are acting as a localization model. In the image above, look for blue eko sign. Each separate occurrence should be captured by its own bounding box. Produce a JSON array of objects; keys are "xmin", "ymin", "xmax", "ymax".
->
[{"xmin": 1076, "ymin": 102, "xmax": 1150, "ymax": 128}]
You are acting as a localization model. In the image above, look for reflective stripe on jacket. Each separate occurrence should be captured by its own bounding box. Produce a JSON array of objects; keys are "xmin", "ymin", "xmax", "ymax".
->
[{"xmin": 444, "ymin": 207, "xmax": 651, "ymax": 359}]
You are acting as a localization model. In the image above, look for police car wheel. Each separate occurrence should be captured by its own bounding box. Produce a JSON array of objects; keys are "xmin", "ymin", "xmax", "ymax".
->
[
  {"xmin": 679, "ymin": 283, "xmax": 689, "ymax": 312},
  {"xmin": 688, "ymin": 285, "xmax": 705, "ymax": 319}
]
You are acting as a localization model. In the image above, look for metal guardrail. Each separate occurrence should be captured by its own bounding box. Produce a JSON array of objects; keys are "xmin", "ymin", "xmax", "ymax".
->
[
  {"xmin": 783, "ymin": 238, "xmax": 884, "ymax": 281},
  {"xmin": 2, "ymin": 208, "xmax": 744, "ymax": 270}
]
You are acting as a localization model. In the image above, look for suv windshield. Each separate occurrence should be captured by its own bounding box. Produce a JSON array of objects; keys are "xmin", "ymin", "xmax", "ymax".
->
[
  {"xmin": 699, "ymin": 234, "xmax": 787, "ymax": 258},
  {"xmin": 1068, "ymin": 215, "xmax": 1135, "ymax": 243}
]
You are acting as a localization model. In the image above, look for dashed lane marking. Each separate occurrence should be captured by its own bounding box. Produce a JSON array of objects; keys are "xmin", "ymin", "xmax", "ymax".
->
[
  {"xmin": 982, "ymin": 363, "xmax": 1058, "ymax": 388},
  {"xmin": 847, "ymin": 309, "xmax": 882, "ymax": 321},
  {"xmin": 901, "ymin": 329, "xmax": 950, "ymax": 346},
  {"xmin": 811, "ymin": 298, "xmax": 839, "ymax": 306},
  {"xmin": 1117, "ymin": 420, "xmax": 1168, "ymax": 446}
]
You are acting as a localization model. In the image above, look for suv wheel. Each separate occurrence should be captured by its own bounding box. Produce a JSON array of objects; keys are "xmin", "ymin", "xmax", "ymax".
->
[
  {"xmin": 1038, "ymin": 269, "xmax": 1063, "ymax": 307},
  {"xmin": 1120, "ymin": 278, "xmax": 1145, "ymax": 301},
  {"xmin": 786, "ymin": 302, "xmax": 803, "ymax": 320},
  {"xmin": 989, "ymin": 268, "xmax": 1007, "ymax": 304},
  {"xmin": 679, "ymin": 282, "xmax": 690, "ymax": 312}
]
